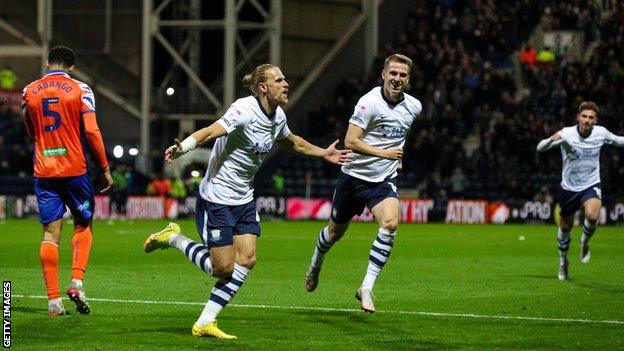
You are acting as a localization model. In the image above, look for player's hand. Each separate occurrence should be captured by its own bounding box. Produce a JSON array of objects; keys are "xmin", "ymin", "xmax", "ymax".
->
[
  {"xmin": 164, "ymin": 139, "xmax": 184, "ymax": 164},
  {"xmin": 383, "ymin": 147, "xmax": 403, "ymax": 160},
  {"xmin": 100, "ymin": 166, "xmax": 114, "ymax": 193},
  {"xmin": 550, "ymin": 132, "xmax": 561, "ymax": 142},
  {"xmin": 323, "ymin": 139, "xmax": 353, "ymax": 165}
]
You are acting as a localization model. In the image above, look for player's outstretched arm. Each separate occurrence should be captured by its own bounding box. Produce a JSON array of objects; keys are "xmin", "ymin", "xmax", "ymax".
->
[
  {"xmin": 278, "ymin": 134, "xmax": 352, "ymax": 165},
  {"xmin": 164, "ymin": 122, "xmax": 227, "ymax": 164},
  {"xmin": 345, "ymin": 123, "xmax": 403, "ymax": 160},
  {"xmin": 606, "ymin": 131, "xmax": 624, "ymax": 147},
  {"xmin": 536, "ymin": 131, "xmax": 564, "ymax": 152}
]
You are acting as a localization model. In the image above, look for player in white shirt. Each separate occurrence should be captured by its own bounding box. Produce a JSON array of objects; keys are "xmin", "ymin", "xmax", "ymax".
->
[
  {"xmin": 143, "ymin": 64, "xmax": 352, "ymax": 339},
  {"xmin": 304, "ymin": 54, "xmax": 422, "ymax": 313},
  {"xmin": 536, "ymin": 101, "xmax": 624, "ymax": 280}
]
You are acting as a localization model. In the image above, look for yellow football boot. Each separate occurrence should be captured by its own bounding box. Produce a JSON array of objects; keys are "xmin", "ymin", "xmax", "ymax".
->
[
  {"xmin": 192, "ymin": 321, "xmax": 237, "ymax": 339},
  {"xmin": 143, "ymin": 222, "xmax": 180, "ymax": 253}
]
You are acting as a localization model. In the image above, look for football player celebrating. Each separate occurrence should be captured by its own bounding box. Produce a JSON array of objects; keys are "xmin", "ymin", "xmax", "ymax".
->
[
  {"xmin": 144, "ymin": 64, "xmax": 351, "ymax": 339},
  {"xmin": 303, "ymin": 54, "xmax": 422, "ymax": 313},
  {"xmin": 537, "ymin": 101, "xmax": 624, "ymax": 280}
]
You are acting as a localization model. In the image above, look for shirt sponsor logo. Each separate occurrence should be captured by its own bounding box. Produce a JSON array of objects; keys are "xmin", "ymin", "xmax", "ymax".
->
[
  {"xmin": 252, "ymin": 141, "xmax": 272, "ymax": 155},
  {"xmin": 77, "ymin": 200, "xmax": 90, "ymax": 212},
  {"xmin": 43, "ymin": 147, "xmax": 67, "ymax": 157},
  {"xmin": 377, "ymin": 125, "xmax": 406, "ymax": 138}
]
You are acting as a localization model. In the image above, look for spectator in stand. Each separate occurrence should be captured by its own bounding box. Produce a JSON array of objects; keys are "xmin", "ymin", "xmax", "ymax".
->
[
  {"xmin": 534, "ymin": 185, "xmax": 554, "ymax": 203},
  {"xmin": 111, "ymin": 162, "xmax": 131, "ymax": 218},
  {"xmin": 186, "ymin": 170, "xmax": 203, "ymax": 195},
  {"xmin": 0, "ymin": 66, "xmax": 17, "ymax": 90},
  {"xmin": 272, "ymin": 168, "xmax": 285, "ymax": 195},
  {"xmin": 519, "ymin": 44, "xmax": 537, "ymax": 68},
  {"xmin": 170, "ymin": 177, "xmax": 187, "ymax": 199},
  {"xmin": 146, "ymin": 173, "xmax": 172, "ymax": 196},
  {"xmin": 536, "ymin": 46, "xmax": 556, "ymax": 69}
]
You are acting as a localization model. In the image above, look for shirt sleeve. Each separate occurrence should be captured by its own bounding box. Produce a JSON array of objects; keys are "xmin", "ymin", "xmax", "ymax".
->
[
  {"xmin": 276, "ymin": 121, "xmax": 292, "ymax": 140},
  {"xmin": 20, "ymin": 87, "xmax": 34, "ymax": 138},
  {"xmin": 536, "ymin": 129, "xmax": 565, "ymax": 152},
  {"xmin": 79, "ymin": 83, "xmax": 96, "ymax": 115},
  {"xmin": 348, "ymin": 96, "xmax": 374, "ymax": 130},
  {"xmin": 604, "ymin": 129, "xmax": 624, "ymax": 147},
  {"xmin": 216, "ymin": 104, "xmax": 252, "ymax": 133}
]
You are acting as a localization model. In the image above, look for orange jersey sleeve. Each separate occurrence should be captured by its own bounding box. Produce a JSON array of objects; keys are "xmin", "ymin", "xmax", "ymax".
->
[{"xmin": 21, "ymin": 70, "xmax": 107, "ymax": 177}]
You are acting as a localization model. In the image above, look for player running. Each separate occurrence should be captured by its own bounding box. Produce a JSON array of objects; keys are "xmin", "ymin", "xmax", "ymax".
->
[
  {"xmin": 21, "ymin": 45, "xmax": 113, "ymax": 315},
  {"xmin": 303, "ymin": 54, "xmax": 422, "ymax": 313},
  {"xmin": 536, "ymin": 101, "xmax": 624, "ymax": 280},
  {"xmin": 144, "ymin": 64, "xmax": 352, "ymax": 339}
]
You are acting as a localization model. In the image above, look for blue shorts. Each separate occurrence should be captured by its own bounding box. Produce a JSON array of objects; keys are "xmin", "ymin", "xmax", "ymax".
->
[
  {"xmin": 331, "ymin": 171, "xmax": 398, "ymax": 224},
  {"xmin": 34, "ymin": 174, "xmax": 95, "ymax": 224},
  {"xmin": 195, "ymin": 197, "xmax": 260, "ymax": 248},
  {"xmin": 559, "ymin": 183, "xmax": 602, "ymax": 217}
]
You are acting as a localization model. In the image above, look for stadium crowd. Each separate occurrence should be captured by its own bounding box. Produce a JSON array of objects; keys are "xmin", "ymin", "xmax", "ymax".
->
[{"xmin": 271, "ymin": 0, "xmax": 624, "ymax": 203}]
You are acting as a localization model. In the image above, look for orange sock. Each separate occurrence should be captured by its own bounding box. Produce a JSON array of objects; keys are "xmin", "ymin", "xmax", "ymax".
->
[
  {"xmin": 40, "ymin": 241, "xmax": 60, "ymax": 299},
  {"xmin": 71, "ymin": 226, "xmax": 93, "ymax": 280}
]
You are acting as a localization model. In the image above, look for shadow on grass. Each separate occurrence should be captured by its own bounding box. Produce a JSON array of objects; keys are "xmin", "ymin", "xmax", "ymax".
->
[
  {"xmin": 572, "ymin": 280, "xmax": 624, "ymax": 293},
  {"xmin": 12, "ymin": 306, "xmax": 45, "ymax": 315}
]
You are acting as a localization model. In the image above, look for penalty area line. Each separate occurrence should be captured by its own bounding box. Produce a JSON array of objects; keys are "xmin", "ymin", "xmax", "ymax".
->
[{"xmin": 13, "ymin": 294, "xmax": 624, "ymax": 325}]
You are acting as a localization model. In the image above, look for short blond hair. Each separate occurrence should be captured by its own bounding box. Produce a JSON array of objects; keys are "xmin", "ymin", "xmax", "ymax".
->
[
  {"xmin": 242, "ymin": 64, "xmax": 277, "ymax": 96},
  {"xmin": 578, "ymin": 101, "xmax": 599, "ymax": 115},
  {"xmin": 384, "ymin": 54, "xmax": 412, "ymax": 71}
]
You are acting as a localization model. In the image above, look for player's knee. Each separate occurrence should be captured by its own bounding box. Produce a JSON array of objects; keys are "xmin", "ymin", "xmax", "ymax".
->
[
  {"xmin": 380, "ymin": 220, "xmax": 398, "ymax": 233},
  {"xmin": 585, "ymin": 212, "xmax": 599, "ymax": 224}
]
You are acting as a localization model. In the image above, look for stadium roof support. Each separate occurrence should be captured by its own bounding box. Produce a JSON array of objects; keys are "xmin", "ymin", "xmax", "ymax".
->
[
  {"xmin": 363, "ymin": 0, "xmax": 378, "ymax": 71},
  {"xmin": 0, "ymin": 0, "xmax": 142, "ymax": 121},
  {"xmin": 139, "ymin": 0, "xmax": 282, "ymax": 173}
]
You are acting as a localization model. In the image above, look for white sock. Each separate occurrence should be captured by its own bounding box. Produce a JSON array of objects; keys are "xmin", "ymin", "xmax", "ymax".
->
[
  {"xmin": 196, "ymin": 263, "xmax": 250, "ymax": 326},
  {"xmin": 557, "ymin": 227, "xmax": 571, "ymax": 265},
  {"xmin": 70, "ymin": 279, "xmax": 83, "ymax": 289},
  {"xmin": 361, "ymin": 228, "xmax": 395, "ymax": 290},
  {"xmin": 580, "ymin": 219, "xmax": 597, "ymax": 247},
  {"xmin": 170, "ymin": 233, "xmax": 213, "ymax": 274},
  {"xmin": 310, "ymin": 226, "xmax": 334, "ymax": 268},
  {"xmin": 48, "ymin": 297, "xmax": 63, "ymax": 308}
]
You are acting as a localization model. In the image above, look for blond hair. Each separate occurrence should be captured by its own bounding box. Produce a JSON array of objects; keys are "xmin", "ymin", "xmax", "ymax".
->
[
  {"xmin": 578, "ymin": 101, "xmax": 599, "ymax": 115},
  {"xmin": 384, "ymin": 54, "xmax": 413, "ymax": 71},
  {"xmin": 242, "ymin": 64, "xmax": 276, "ymax": 96}
]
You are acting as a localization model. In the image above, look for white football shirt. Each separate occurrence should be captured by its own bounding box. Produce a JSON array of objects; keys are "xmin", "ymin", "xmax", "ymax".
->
[
  {"xmin": 199, "ymin": 96, "xmax": 291, "ymax": 205},
  {"xmin": 341, "ymin": 87, "xmax": 422, "ymax": 182},
  {"xmin": 537, "ymin": 125, "xmax": 624, "ymax": 191}
]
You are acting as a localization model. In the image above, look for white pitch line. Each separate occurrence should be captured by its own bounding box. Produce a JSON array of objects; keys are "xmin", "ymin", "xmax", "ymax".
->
[{"xmin": 13, "ymin": 294, "xmax": 624, "ymax": 325}]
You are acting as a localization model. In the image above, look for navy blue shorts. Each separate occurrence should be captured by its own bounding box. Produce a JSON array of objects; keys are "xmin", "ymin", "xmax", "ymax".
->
[
  {"xmin": 559, "ymin": 183, "xmax": 602, "ymax": 217},
  {"xmin": 195, "ymin": 197, "xmax": 260, "ymax": 248},
  {"xmin": 331, "ymin": 171, "xmax": 398, "ymax": 224},
  {"xmin": 34, "ymin": 174, "xmax": 95, "ymax": 224}
]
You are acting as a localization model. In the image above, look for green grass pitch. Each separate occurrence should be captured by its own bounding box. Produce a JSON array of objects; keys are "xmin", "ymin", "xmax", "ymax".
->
[{"xmin": 1, "ymin": 219, "xmax": 623, "ymax": 350}]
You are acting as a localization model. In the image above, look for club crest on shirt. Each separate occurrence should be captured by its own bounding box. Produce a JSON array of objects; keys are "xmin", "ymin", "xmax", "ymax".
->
[{"xmin": 210, "ymin": 229, "xmax": 222, "ymax": 241}]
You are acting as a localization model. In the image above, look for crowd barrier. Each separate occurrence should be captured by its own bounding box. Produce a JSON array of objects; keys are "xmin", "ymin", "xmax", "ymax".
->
[{"xmin": 2, "ymin": 195, "xmax": 624, "ymax": 225}]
